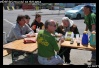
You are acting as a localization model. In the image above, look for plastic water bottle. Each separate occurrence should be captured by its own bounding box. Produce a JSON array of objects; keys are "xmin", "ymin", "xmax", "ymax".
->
[
  {"xmin": 36, "ymin": 26, "xmax": 40, "ymax": 33},
  {"xmin": 82, "ymin": 31, "xmax": 88, "ymax": 46},
  {"xmin": 90, "ymin": 31, "xmax": 96, "ymax": 47}
]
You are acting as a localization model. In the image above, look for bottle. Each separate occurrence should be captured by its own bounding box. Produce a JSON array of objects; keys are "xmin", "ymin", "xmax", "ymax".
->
[
  {"xmin": 36, "ymin": 26, "xmax": 40, "ymax": 33},
  {"xmin": 90, "ymin": 31, "xmax": 96, "ymax": 47},
  {"xmin": 82, "ymin": 31, "xmax": 88, "ymax": 46}
]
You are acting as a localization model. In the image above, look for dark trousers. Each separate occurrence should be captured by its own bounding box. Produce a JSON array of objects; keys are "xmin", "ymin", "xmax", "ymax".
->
[
  {"xmin": 91, "ymin": 50, "xmax": 96, "ymax": 60},
  {"xmin": 58, "ymin": 47, "xmax": 71, "ymax": 63},
  {"xmin": 13, "ymin": 51, "xmax": 24, "ymax": 57}
]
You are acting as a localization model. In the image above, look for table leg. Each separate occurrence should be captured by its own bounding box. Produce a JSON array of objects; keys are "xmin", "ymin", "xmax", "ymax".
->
[
  {"xmin": 28, "ymin": 53, "xmax": 34, "ymax": 64},
  {"xmin": 11, "ymin": 50, "xmax": 15, "ymax": 63}
]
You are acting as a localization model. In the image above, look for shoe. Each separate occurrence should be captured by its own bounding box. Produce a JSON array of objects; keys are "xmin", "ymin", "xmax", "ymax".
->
[
  {"xmin": 88, "ymin": 59, "xmax": 96, "ymax": 62},
  {"xmin": 66, "ymin": 62, "xmax": 70, "ymax": 64},
  {"xmin": 65, "ymin": 61, "xmax": 71, "ymax": 64},
  {"xmin": 65, "ymin": 59, "xmax": 71, "ymax": 63},
  {"xmin": 63, "ymin": 63, "xmax": 70, "ymax": 65}
]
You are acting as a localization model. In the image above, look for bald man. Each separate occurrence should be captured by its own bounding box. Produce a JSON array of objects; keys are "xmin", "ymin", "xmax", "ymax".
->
[{"xmin": 37, "ymin": 19, "xmax": 64, "ymax": 65}]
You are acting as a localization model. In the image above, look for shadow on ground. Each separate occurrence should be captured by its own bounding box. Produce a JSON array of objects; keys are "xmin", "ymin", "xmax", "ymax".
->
[
  {"xmin": 8, "ymin": 53, "xmax": 75, "ymax": 65},
  {"xmin": 9, "ymin": 53, "xmax": 41, "ymax": 65},
  {"xmin": 91, "ymin": 62, "xmax": 96, "ymax": 65}
]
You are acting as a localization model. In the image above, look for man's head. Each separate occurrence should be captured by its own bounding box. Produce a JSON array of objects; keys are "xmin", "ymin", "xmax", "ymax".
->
[
  {"xmin": 35, "ymin": 14, "xmax": 41, "ymax": 23},
  {"xmin": 16, "ymin": 15, "xmax": 26, "ymax": 27},
  {"xmin": 45, "ymin": 19, "xmax": 56, "ymax": 33},
  {"xmin": 62, "ymin": 17, "xmax": 71, "ymax": 27},
  {"xmin": 83, "ymin": 5, "xmax": 92, "ymax": 15},
  {"xmin": 25, "ymin": 15, "xmax": 30, "ymax": 24}
]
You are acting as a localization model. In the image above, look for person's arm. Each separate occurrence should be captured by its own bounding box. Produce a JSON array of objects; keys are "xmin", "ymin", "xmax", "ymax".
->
[
  {"xmin": 12, "ymin": 27, "xmax": 27, "ymax": 39},
  {"xmin": 25, "ymin": 24, "xmax": 36, "ymax": 37},
  {"xmin": 40, "ymin": 22, "xmax": 44, "ymax": 29},
  {"xmin": 58, "ymin": 37, "xmax": 64, "ymax": 49},
  {"xmin": 72, "ymin": 25, "xmax": 80, "ymax": 38},
  {"xmin": 90, "ymin": 14, "xmax": 96, "ymax": 31},
  {"xmin": 92, "ymin": 24, "xmax": 96, "ymax": 31},
  {"xmin": 51, "ymin": 37, "xmax": 60, "ymax": 52},
  {"xmin": 85, "ymin": 25, "xmax": 88, "ymax": 31},
  {"xmin": 25, "ymin": 24, "xmax": 34, "ymax": 34}
]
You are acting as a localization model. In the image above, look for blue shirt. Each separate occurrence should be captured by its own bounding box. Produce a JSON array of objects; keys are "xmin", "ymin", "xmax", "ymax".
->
[{"xmin": 7, "ymin": 23, "xmax": 34, "ymax": 42}]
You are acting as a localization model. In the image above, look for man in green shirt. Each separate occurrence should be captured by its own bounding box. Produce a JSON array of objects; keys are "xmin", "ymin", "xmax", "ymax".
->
[
  {"xmin": 37, "ymin": 19, "xmax": 64, "ymax": 65},
  {"xmin": 83, "ymin": 5, "xmax": 96, "ymax": 63}
]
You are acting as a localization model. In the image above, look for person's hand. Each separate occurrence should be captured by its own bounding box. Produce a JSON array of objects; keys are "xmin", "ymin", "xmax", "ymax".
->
[
  {"xmin": 30, "ymin": 33, "xmax": 36, "ymax": 37},
  {"xmin": 60, "ymin": 38, "xmax": 64, "ymax": 43},
  {"xmin": 55, "ymin": 33, "xmax": 63, "ymax": 37},
  {"xmin": 57, "ymin": 33, "xmax": 63, "ymax": 37},
  {"xmin": 58, "ymin": 37, "xmax": 65, "ymax": 49},
  {"xmin": 62, "ymin": 29, "xmax": 65, "ymax": 32},
  {"xmin": 26, "ymin": 34, "xmax": 31, "ymax": 37},
  {"xmin": 51, "ymin": 33, "xmax": 55, "ymax": 36}
]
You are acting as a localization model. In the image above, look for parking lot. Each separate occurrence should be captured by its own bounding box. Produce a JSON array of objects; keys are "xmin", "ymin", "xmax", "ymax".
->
[{"xmin": 3, "ymin": 8, "xmax": 94, "ymax": 65}]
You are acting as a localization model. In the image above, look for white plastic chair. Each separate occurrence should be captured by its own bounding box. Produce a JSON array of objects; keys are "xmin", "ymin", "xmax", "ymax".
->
[{"xmin": 3, "ymin": 32, "xmax": 7, "ymax": 44}]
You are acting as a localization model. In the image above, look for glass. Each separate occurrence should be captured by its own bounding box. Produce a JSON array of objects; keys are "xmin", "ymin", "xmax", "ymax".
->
[
  {"xmin": 76, "ymin": 34, "xmax": 80, "ymax": 46},
  {"xmin": 76, "ymin": 34, "xmax": 79, "ymax": 39}
]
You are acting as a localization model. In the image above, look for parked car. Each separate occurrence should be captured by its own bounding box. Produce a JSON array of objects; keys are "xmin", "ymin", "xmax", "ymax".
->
[{"xmin": 65, "ymin": 5, "xmax": 96, "ymax": 19}]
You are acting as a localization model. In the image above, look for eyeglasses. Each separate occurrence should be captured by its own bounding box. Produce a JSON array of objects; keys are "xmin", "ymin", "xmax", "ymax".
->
[{"xmin": 49, "ymin": 24, "xmax": 56, "ymax": 27}]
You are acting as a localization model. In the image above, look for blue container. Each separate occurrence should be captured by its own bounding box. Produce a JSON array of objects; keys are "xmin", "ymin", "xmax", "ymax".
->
[{"xmin": 82, "ymin": 33, "xmax": 88, "ymax": 45}]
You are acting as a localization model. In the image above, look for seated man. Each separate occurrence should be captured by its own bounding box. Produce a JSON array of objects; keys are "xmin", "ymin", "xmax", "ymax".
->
[
  {"xmin": 7, "ymin": 15, "xmax": 35, "ymax": 42},
  {"xmin": 56, "ymin": 17, "xmax": 80, "ymax": 64},
  {"xmin": 37, "ymin": 19, "xmax": 64, "ymax": 65},
  {"xmin": 6, "ymin": 15, "xmax": 35, "ymax": 62}
]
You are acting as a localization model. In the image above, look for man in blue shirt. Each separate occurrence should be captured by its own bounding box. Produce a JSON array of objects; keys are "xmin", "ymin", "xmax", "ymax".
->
[
  {"xmin": 6, "ymin": 15, "xmax": 35, "ymax": 62},
  {"xmin": 7, "ymin": 15, "xmax": 35, "ymax": 42}
]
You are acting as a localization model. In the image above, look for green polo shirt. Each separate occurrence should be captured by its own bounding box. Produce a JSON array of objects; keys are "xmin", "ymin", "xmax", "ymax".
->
[
  {"xmin": 37, "ymin": 30, "xmax": 59, "ymax": 57},
  {"xmin": 84, "ymin": 13, "xmax": 96, "ymax": 31}
]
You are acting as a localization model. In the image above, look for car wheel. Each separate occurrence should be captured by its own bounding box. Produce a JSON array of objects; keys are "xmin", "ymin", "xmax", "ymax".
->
[{"xmin": 76, "ymin": 14, "xmax": 81, "ymax": 19}]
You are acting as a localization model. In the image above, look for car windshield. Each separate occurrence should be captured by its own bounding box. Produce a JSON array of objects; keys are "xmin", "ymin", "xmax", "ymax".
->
[{"xmin": 71, "ymin": 5, "xmax": 84, "ymax": 10}]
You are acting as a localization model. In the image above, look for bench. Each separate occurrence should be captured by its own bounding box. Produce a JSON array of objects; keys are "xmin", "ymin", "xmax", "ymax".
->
[{"xmin": 3, "ymin": 49, "xmax": 12, "ymax": 56}]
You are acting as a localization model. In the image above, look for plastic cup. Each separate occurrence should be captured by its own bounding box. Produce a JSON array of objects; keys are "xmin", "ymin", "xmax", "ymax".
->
[{"xmin": 76, "ymin": 34, "xmax": 79, "ymax": 39}]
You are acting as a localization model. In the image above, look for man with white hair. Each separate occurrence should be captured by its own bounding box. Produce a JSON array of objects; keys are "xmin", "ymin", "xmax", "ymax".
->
[{"xmin": 56, "ymin": 17, "xmax": 80, "ymax": 64}]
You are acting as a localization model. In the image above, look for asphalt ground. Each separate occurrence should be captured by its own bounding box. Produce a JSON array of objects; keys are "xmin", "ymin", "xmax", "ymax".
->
[{"xmin": 3, "ymin": 8, "xmax": 95, "ymax": 65}]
